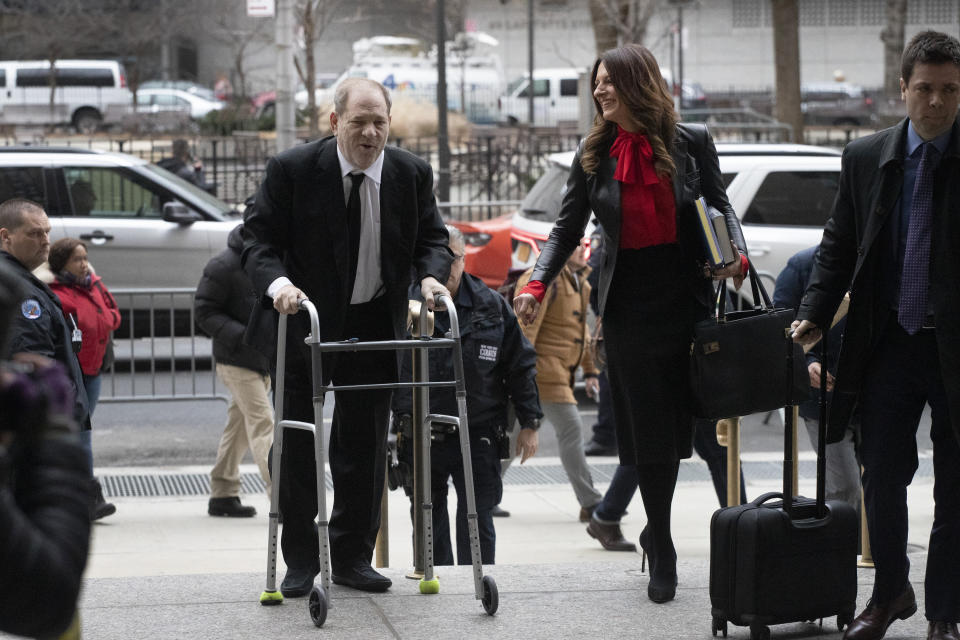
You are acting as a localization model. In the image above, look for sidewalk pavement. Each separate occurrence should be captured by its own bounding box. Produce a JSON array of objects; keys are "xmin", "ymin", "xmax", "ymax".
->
[{"xmin": 69, "ymin": 455, "xmax": 936, "ymax": 640}]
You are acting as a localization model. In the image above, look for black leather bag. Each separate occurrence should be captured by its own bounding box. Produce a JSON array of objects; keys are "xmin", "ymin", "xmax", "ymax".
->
[{"xmin": 689, "ymin": 261, "xmax": 808, "ymax": 420}]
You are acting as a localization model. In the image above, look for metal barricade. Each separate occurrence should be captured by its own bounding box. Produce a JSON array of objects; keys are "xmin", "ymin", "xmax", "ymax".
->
[{"xmin": 99, "ymin": 287, "xmax": 226, "ymax": 404}]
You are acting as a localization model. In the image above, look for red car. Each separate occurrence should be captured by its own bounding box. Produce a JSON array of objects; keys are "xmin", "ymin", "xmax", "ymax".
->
[{"xmin": 449, "ymin": 214, "xmax": 513, "ymax": 289}]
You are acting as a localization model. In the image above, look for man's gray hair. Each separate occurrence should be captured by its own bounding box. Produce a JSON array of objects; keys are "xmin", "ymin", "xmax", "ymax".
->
[
  {"xmin": 445, "ymin": 224, "xmax": 465, "ymax": 250},
  {"xmin": 334, "ymin": 77, "xmax": 393, "ymax": 115},
  {"xmin": 0, "ymin": 198, "xmax": 45, "ymax": 232}
]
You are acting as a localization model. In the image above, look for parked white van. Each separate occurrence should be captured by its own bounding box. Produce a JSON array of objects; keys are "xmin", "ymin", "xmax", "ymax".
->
[
  {"xmin": 0, "ymin": 59, "xmax": 132, "ymax": 132},
  {"xmin": 498, "ymin": 67, "xmax": 583, "ymax": 127}
]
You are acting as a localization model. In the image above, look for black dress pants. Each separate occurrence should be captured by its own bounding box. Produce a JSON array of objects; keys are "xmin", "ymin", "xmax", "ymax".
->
[
  {"xmin": 858, "ymin": 314, "xmax": 960, "ymax": 622},
  {"xmin": 278, "ymin": 296, "xmax": 396, "ymax": 572}
]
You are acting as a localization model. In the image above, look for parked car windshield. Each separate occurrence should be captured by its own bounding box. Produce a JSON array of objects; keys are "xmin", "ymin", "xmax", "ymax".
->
[
  {"xmin": 142, "ymin": 163, "xmax": 239, "ymax": 219},
  {"xmin": 519, "ymin": 164, "xmax": 567, "ymax": 223}
]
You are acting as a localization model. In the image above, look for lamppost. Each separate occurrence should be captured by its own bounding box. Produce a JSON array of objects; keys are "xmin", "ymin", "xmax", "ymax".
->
[{"xmin": 666, "ymin": 0, "xmax": 694, "ymax": 111}]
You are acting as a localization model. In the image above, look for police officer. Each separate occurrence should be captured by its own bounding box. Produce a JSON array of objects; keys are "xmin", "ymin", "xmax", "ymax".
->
[
  {"xmin": 0, "ymin": 198, "xmax": 115, "ymax": 520},
  {"xmin": 393, "ymin": 226, "xmax": 541, "ymax": 565}
]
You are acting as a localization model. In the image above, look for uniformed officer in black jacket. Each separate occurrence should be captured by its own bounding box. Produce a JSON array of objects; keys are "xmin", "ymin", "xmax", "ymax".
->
[
  {"xmin": 393, "ymin": 226, "xmax": 542, "ymax": 565},
  {"xmin": 0, "ymin": 198, "xmax": 115, "ymax": 520}
]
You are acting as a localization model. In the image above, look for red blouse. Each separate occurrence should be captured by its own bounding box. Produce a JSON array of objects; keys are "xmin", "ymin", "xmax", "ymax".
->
[{"xmin": 609, "ymin": 126, "xmax": 677, "ymax": 249}]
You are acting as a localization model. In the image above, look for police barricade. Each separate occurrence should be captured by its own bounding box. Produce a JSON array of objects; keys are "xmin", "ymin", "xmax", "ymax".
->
[{"xmin": 98, "ymin": 287, "xmax": 227, "ymax": 404}]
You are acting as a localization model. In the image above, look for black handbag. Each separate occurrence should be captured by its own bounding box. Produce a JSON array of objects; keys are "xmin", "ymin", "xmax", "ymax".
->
[{"xmin": 689, "ymin": 261, "xmax": 808, "ymax": 420}]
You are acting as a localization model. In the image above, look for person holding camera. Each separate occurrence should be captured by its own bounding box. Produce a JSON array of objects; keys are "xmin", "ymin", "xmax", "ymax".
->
[
  {"xmin": 0, "ymin": 247, "xmax": 91, "ymax": 638},
  {"xmin": 392, "ymin": 226, "xmax": 541, "ymax": 565}
]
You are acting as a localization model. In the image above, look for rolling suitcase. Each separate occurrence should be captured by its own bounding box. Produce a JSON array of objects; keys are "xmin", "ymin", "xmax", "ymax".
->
[{"xmin": 708, "ymin": 332, "xmax": 858, "ymax": 640}]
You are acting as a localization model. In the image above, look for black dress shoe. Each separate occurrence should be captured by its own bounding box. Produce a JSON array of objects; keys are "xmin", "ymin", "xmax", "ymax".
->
[
  {"xmin": 843, "ymin": 584, "xmax": 917, "ymax": 639},
  {"xmin": 583, "ymin": 439, "xmax": 618, "ymax": 456},
  {"xmin": 639, "ymin": 526, "xmax": 677, "ymax": 603},
  {"xmin": 928, "ymin": 621, "xmax": 960, "ymax": 640},
  {"xmin": 208, "ymin": 497, "xmax": 256, "ymax": 518},
  {"xmin": 586, "ymin": 519, "xmax": 637, "ymax": 551},
  {"xmin": 280, "ymin": 565, "xmax": 320, "ymax": 598},
  {"xmin": 491, "ymin": 505, "xmax": 510, "ymax": 517},
  {"xmin": 332, "ymin": 564, "xmax": 392, "ymax": 592}
]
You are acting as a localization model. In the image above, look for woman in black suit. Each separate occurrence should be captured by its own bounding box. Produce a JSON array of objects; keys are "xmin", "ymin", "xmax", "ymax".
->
[{"xmin": 514, "ymin": 44, "xmax": 747, "ymax": 603}]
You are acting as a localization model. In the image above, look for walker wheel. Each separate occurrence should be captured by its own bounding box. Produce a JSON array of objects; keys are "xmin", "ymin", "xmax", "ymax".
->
[
  {"xmin": 419, "ymin": 577, "xmax": 440, "ymax": 594},
  {"xmin": 259, "ymin": 590, "xmax": 284, "ymax": 606},
  {"xmin": 481, "ymin": 575, "xmax": 499, "ymax": 615},
  {"xmin": 308, "ymin": 585, "xmax": 328, "ymax": 627}
]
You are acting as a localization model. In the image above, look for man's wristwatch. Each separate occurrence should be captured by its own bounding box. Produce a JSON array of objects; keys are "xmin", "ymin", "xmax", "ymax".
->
[{"xmin": 520, "ymin": 418, "xmax": 541, "ymax": 431}]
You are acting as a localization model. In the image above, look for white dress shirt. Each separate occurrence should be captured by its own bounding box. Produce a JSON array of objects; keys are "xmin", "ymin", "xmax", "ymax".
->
[{"xmin": 266, "ymin": 145, "xmax": 385, "ymax": 304}]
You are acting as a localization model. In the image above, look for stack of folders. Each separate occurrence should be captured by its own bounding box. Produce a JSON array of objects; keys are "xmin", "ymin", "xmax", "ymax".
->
[{"xmin": 695, "ymin": 196, "xmax": 738, "ymax": 269}]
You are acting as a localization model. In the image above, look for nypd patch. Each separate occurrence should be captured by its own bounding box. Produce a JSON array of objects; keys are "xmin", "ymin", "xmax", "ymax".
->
[{"xmin": 21, "ymin": 299, "xmax": 42, "ymax": 320}]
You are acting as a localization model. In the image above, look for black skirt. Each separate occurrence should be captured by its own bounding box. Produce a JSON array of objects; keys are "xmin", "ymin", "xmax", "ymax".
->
[{"xmin": 603, "ymin": 244, "xmax": 700, "ymax": 465}]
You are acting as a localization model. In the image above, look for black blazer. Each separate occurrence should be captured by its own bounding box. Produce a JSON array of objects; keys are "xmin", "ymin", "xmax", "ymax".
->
[
  {"xmin": 531, "ymin": 123, "xmax": 745, "ymax": 317},
  {"xmin": 798, "ymin": 117, "xmax": 960, "ymax": 441},
  {"xmin": 241, "ymin": 136, "xmax": 453, "ymax": 343}
]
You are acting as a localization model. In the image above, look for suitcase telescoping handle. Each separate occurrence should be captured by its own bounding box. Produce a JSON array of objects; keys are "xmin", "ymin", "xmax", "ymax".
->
[
  {"xmin": 783, "ymin": 329, "xmax": 796, "ymax": 516},
  {"xmin": 815, "ymin": 331, "xmax": 829, "ymax": 518}
]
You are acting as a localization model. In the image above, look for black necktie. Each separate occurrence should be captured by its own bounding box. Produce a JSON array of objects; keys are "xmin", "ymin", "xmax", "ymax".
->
[{"xmin": 347, "ymin": 172, "xmax": 364, "ymax": 293}]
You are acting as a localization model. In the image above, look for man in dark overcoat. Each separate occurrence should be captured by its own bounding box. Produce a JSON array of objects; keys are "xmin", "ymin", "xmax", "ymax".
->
[
  {"xmin": 243, "ymin": 78, "xmax": 452, "ymax": 595},
  {"xmin": 792, "ymin": 31, "xmax": 960, "ymax": 640}
]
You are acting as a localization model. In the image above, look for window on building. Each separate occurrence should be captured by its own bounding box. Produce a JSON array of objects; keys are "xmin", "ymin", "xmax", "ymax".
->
[
  {"xmin": 926, "ymin": 0, "xmax": 956, "ymax": 23},
  {"xmin": 742, "ymin": 171, "xmax": 840, "ymax": 227},
  {"xmin": 860, "ymin": 0, "xmax": 884, "ymax": 25},
  {"xmin": 800, "ymin": 0, "xmax": 826, "ymax": 26},
  {"xmin": 829, "ymin": 0, "xmax": 858, "ymax": 26},
  {"xmin": 732, "ymin": 0, "xmax": 762, "ymax": 28},
  {"xmin": 907, "ymin": 1, "xmax": 922, "ymax": 23}
]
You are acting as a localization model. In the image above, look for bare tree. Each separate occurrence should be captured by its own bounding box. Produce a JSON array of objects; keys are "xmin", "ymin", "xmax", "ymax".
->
[
  {"xmin": 0, "ymin": 0, "xmax": 103, "ymax": 117},
  {"xmin": 772, "ymin": 0, "xmax": 803, "ymax": 143},
  {"xmin": 102, "ymin": 0, "xmax": 199, "ymax": 103},
  {"xmin": 880, "ymin": 0, "xmax": 907, "ymax": 97},
  {"xmin": 205, "ymin": 1, "xmax": 274, "ymax": 99},
  {"xmin": 589, "ymin": 0, "xmax": 662, "ymax": 54},
  {"xmin": 293, "ymin": 0, "xmax": 346, "ymax": 137}
]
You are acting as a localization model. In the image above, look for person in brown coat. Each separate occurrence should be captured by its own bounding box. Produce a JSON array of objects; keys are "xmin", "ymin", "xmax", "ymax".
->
[{"xmin": 516, "ymin": 240, "xmax": 603, "ymax": 521}]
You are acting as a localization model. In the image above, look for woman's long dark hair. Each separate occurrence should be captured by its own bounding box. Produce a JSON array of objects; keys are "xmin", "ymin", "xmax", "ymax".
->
[{"xmin": 581, "ymin": 44, "xmax": 678, "ymax": 177}]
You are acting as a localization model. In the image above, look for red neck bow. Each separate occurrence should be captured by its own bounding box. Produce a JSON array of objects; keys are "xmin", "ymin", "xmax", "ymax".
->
[{"xmin": 609, "ymin": 127, "xmax": 659, "ymax": 186}]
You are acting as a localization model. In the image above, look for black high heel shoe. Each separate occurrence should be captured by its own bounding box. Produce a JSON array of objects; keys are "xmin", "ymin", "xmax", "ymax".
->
[{"xmin": 639, "ymin": 526, "xmax": 678, "ymax": 603}]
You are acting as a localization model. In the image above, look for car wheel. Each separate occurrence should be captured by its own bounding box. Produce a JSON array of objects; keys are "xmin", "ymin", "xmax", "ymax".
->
[{"xmin": 73, "ymin": 108, "xmax": 103, "ymax": 134}]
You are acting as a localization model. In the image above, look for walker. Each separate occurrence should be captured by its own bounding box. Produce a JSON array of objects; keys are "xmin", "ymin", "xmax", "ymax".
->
[{"xmin": 258, "ymin": 295, "xmax": 498, "ymax": 627}]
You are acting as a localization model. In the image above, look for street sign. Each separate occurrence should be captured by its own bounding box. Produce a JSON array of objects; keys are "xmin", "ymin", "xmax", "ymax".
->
[{"xmin": 247, "ymin": 0, "xmax": 274, "ymax": 17}]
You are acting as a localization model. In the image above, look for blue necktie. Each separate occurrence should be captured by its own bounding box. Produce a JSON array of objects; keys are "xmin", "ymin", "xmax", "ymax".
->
[{"xmin": 898, "ymin": 142, "xmax": 936, "ymax": 334}]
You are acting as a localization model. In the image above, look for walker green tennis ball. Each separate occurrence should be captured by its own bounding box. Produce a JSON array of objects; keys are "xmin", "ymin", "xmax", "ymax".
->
[
  {"xmin": 419, "ymin": 578, "xmax": 440, "ymax": 594},
  {"xmin": 259, "ymin": 590, "xmax": 284, "ymax": 605}
]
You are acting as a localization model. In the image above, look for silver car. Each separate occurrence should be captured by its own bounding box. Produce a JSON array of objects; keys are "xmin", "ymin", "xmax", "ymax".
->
[
  {"xmin": 0, "ymin": 147, "xmax": 241, "ymax": 291},
  {"xmin": 510, "ymin": 143, "xmax": 842, "ymax": 302}
]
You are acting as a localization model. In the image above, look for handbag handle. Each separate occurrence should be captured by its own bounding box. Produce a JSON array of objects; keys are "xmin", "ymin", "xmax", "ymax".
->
[{"xmin": 714, "ymin": 258, "xmax": 774, "ymax": 321}]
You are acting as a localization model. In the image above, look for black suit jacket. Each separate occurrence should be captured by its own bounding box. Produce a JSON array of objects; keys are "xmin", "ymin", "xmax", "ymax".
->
[
  {"xmin": 241, "ymin": 136, "xmax": 452, "ymax": 344},
  {"xmin": 798, "ymin": 117, "xmax": 960, "ymax": 441},
  {"xmin": 531, "ymin": 123, "xmax": 746, "ymax": 317}
]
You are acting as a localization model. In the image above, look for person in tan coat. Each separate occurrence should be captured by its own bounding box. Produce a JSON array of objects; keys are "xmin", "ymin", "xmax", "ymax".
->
[{"xmin": 516, "ymin": 240, "xmax": 603, "ymax": 521}]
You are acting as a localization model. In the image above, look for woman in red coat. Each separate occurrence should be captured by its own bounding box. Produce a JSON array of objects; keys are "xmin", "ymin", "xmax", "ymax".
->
[{"xmin": 48, "ymin": 238, "xmax": 121, "ymax": 415}]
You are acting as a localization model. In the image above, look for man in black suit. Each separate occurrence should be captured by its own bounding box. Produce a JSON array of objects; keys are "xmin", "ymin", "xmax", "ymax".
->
[
  {"xmin": 243, "ymin": 78, "xmax": 452, "ymax": 595},
  {"xmin": 793, "ymin": 31, "xmax": 960, "ymax": 640}
]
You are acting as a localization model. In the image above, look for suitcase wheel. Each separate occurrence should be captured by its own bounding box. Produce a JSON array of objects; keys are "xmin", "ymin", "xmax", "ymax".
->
[
  {"xmin": 749, "ymin": 624, "xmax": 770, "ymax": 640},
  {"xmin": 711, "ymin": 615, "xmax": 727, "ymax": 637}
]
